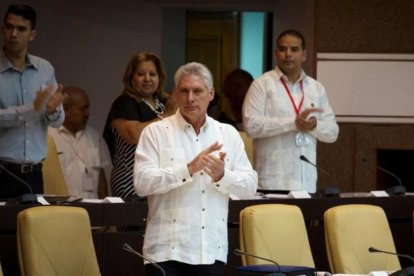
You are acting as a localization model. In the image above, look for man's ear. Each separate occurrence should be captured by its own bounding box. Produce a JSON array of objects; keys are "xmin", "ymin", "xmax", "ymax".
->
[
  {"xmin": 209, "ymin": 88, "xmax": 215, "ymax": 101},
  {"xmin": 29, "ymin": 29, "xmax": 36, "ymax": 42},
  {"xmin": 302, "ymin": 49, "xmax": 307, "ymax": 62}
]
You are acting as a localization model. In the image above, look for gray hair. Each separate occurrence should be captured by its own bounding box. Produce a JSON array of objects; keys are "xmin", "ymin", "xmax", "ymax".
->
[{"xmin": 174, "ymin": 62, "xmax": 214, "ymax": 90}]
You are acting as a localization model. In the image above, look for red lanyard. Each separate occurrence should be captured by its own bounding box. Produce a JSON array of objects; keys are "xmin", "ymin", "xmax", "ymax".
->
[{"xmin": 280, "ymin": 78, "xmax": 304, "ymax": 116}]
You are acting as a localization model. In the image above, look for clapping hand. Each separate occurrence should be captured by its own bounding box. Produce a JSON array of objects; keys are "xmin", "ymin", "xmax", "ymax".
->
[
  {"xmin": 295, "ymin": 107, "xmax": 322, "ymax": 131},
  {"xmin": 33, "ymin": 84, "xmax": 65, "ymax": 113},
  {"xmin": 187, "ymin": 142, "xmax": 226, "ymax": 182}
]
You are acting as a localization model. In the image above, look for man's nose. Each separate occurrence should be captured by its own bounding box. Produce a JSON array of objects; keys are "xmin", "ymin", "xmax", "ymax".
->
[
  {"xmin": 11, "ymin": 28, "xmax": 18, "ymax": 37},
  {"xmin": 187, "ymin": 91, "xmax": 194, "ymax": 103},
  {"xmin": 285, "ymin": 49, "xmax": 292, "ymax": 57}
]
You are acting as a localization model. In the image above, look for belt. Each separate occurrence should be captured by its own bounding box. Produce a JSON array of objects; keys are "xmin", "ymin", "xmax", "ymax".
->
[{"xmin": 0, "ymin": 162, "xmax": 42, "ymax": 174}]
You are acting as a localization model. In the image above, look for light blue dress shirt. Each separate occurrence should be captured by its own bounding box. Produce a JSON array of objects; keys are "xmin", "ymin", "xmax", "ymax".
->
[{"xmin": 0, "ymin": 50, "xmax": 64, "ymax": 164}]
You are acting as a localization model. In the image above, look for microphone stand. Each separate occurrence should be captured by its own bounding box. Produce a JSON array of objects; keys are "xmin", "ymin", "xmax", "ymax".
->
[
  {"xmin": 234, "ymin": 249, "xmax": 282, "ymax": 274},
  {"xmin": 0, "ymin": 164, "xmax": 38, "ymax": 204},
  {"xmin": 369, "ymin": 247, "xmax": 414, "ymax": 276},
  {"xmin": 299, "ymin": 155, "xmax": 340, "ymax": 197},
  {"xmin": 363, "ymin": 159, "xmax": 406, "ymax": 196},
  {"xmin": 369, "ymin": 247, "xmax": 414, "ymax": 263},
  {"xmin": 123, "ymin": 243, "xmax": 166, "ymax": 276}
]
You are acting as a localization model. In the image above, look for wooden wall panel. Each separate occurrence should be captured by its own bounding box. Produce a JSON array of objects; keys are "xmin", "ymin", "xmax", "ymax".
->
[
  {"xmin": 317, "ymin": 123, "xmax": 414, "ymax": 193},
  {"xmin": 316, "ymin": 0, "xmax": 414, "ymax": 53}
]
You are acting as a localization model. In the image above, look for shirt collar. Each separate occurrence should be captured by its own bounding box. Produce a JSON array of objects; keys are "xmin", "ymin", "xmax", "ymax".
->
[
  {"xmin": 57, "ymin": 125, "xmax": 84, "ymax": 139},
  {"xmin": 0, "ymin": 49, "xmax": 12, "ymax": 73},
  {"xmin": 274, "ymin": 66, "xmax": 308, "ymax": 84},
  {"xmin": 0, "ymin": 48, "xmax": 38, "ymax": 73},
  {"xmin": 25, "ymin": 54, "xmax": 38, "ymax": 69},
  {"xmin": 57, "ymin": 125, "xmax": 70, "ymax": 133},
  {"xmin": 175, "ymin": 109, "xmax": 210, "ymax": 133}
]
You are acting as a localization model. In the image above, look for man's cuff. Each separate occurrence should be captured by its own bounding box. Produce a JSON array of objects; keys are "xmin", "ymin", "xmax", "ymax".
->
[
  {"xmin": 212, "ymin": 169, "xmax": 232, "ymax": 193},
  {"xmin": 174, "ymin": 164, "xmax": 192, "ymax": 186}
]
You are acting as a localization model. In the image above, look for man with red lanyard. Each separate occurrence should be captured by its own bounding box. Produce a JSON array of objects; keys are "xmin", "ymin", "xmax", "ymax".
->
[{"xmin": 242, "ymin": 29, "xmax": 339, "ymax": 194}]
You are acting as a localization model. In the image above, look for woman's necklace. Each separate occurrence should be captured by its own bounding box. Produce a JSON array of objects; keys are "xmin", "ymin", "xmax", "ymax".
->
[{"xmin": 142, "ymin": 97, "xmax": 165, "ymax": 119}]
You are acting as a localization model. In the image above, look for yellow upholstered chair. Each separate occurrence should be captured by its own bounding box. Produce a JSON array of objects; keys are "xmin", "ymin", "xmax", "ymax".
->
[
  {"xmin": 42, "ymin": 135, "xmax": 69, "ymax": 195},
  {"xmin": 239, "ymin": 204, "xmax": 315, "ymax": 267},
  {"xmin": 17, "ymin": 206, "xmax": 101, "ymax": 276},
  {"xmin": 239, "ymin": 131, "xmax": 254, "ymax": 166},
  {"xmin": 324, "ymin": 204, "xmax": 401, "ymax": 274}
]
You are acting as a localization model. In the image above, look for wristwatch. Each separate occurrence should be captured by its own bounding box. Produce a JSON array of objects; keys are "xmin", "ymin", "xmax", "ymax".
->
[{"xmin": 46, "ymin": 109, "xmax": 61, "ymax": 121}]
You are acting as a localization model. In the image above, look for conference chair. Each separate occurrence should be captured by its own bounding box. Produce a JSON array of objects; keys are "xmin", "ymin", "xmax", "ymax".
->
[
  {"xmin": 239, "ymin": 204, "xmax": 315, "ymax": 267},
  {"xmin": 42, "ymin": 135, "xmax": 69, "ymax": 195},
  {"xmin": 239, "ymin": 131, "xmax": 254, "ymax": 166},
  {"xmin": 17, "ymin": 206, "xmax": 101, "ymax": 276},
  {"xmin": 324, "ymin": 204, "xmax": 401, "ymax": 274}
]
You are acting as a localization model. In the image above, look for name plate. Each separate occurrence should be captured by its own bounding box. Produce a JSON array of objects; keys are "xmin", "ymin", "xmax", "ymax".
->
[
  {"xmin": 287, "ymin": 190, "xmax": 312, "ymax": 199},
  {"xmin": 37, "ymin": 195, "xmax": 50, "ymax": 205},
  {"xmin": 369, "ymin": 271, "xmax": 389, "ymax": 276},
  {"xmin": 103, "ymin": 197, "xmax": 125, "ymax": 203},
  {"xmin": 368, "ymin": 191, "xmax": 389, "ymax": 197}
]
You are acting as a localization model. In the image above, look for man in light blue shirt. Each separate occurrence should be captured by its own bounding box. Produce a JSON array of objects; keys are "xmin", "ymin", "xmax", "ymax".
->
[{"xmin": 0, "ymin": 4, "xmax": 65, "ymax": 199}]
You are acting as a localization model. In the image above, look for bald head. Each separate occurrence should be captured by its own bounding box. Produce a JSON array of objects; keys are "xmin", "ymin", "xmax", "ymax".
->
[
  {"xmin": 62, "ymin": 86, "xmax": 87, "ymax": 108},
  {"xmin": 62, "ymin": 86, "xmax": 90, "ymax": 135}
]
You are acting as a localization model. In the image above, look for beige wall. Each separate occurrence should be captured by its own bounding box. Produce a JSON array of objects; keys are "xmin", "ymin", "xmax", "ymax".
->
[
  {"xmin": 1, "ymin": 0, "xmax": 162, "ymax": 132},
  {"xmin": 1, "ymin": 0, "xmax": 316, "ymax": 132}
]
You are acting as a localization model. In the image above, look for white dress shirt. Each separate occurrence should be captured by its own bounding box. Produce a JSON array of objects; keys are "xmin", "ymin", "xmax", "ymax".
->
[
  {"xmin": 48, "ymin": 126, "xmax": 112, "ymax": 198},
  {"xmin": 134, "ymin": 111, "xmax": 257, "ymax": 265},
  {"xmin": 243, "ymin": 67, "xmax": 339, "ymax": 193}
]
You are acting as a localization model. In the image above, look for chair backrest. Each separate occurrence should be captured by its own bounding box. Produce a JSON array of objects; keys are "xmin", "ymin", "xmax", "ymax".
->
[
  {"xmin": 239, "ymin": 204, "xmax": 315, "ymax": 267},
  {"xmin": 17, "ymin": 206, "xmax": 101, "ymax": 276},
  {"xmin": 42, "ymin": 135, "xmax": 69, "ymax": 195},
  {"xmin": 324, "ymin": 204, "xmax": 401, "ymax": 274},
  {"xmin": 239, "ymin": 131, "xmax": 254, "ymax": 166}
]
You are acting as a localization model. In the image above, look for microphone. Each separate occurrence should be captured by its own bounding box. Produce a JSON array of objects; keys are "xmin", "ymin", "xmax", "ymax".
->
[
  {"xmin": 234, "ymin": 249, "xmax": 281, "ymax": 272},
  {"xmin": 368, "ymin": 247, "xmax": 414, "ymax": 276},
  {"xmin": 362, "ymin": 158, "xmax": 406, "ymax": 196},
  {"xmin": 299, "ymin": 155, "xmax": 340, "ymax": 197},
  {"xmin": 0, "ymin": 164, "xmax": 38, "ymax": 204},
  {"xmin": 122, "ymin": 243, "xmax": 166, "ymax": 276},
  {"xmin": 300, "ymin": 155, "xmax": 329, "ymax": 175},
  {"xmin": 368, "ymin": 247, "xmax": 414, "ymax": 263}
]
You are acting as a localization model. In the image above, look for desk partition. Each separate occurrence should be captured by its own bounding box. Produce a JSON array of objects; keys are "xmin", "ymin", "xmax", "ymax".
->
[{"xmin": 0, "ymin": 196, "xmax": 413, "ymax": 276}]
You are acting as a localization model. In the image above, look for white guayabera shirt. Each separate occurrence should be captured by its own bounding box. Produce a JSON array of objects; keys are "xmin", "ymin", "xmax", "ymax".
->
[
  {"xmin": 243, "ymin": 66, "xmax": 339, "ymax": 193},
  {"xmin": 134, "ymin": 111, "xmax": 258, "ymax": 265},
  {"xmin": 48, "ymin": 126, "xmax": 111, "ymax": 199}
]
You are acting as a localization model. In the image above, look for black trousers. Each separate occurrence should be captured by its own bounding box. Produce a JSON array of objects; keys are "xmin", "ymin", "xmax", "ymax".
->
[
  {"xmin": 0, "ymin": 167, "xmax": 43, "ymax": 199},
  {"xmin": 145, "ymin": 260, "xmax": 225, "ymax": 276}
]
